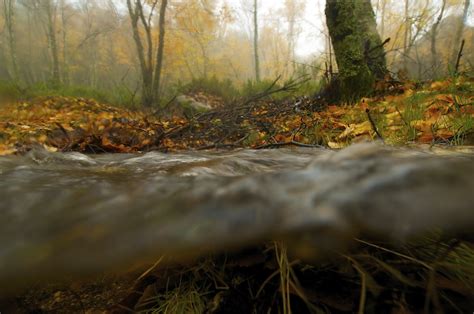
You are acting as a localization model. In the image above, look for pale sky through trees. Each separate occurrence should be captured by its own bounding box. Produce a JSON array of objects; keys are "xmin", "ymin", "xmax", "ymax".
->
[
  {"xmin": 223, "ymin": 0, "xmax": 324, "ymax": 57},
  {"xmin": 2, "ymin": 0, "xmax": 472, "ymax": 94},
  {"xmin": 221, "ymin": 0, "xmax": 473, "ymax": 58},
  {"xmin": 88, "ymin": 0, "xmax": 473, "ymax": 58}
]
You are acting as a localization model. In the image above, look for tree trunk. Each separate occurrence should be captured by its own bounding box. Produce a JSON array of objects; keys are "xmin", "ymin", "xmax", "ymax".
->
[
  {"xmin": 403, "ymin": 0, "xmax": 410, "ymax": 71},
  {"xmin": 44, "ymin": 0, "xmax": 61, "ymax": 87},
  {"xmin": 3, "ymin": 0, "xmax": 19, "ymax": 81},
  {"xmin": 253, "ymin": 0, "xmax": 260, "ymax": 82},
  {"xmin": 152, "ymin": 0, "xmax": 168, "ymax": 104},
  {"xmin": 325, "ymin": 0, "xmax": 387, "ymax": 103},
  {"xmin": 60, "ymin": 0, "xmax": 69, "ymax": 85},
  {"xmin": 430, "ymin": 0, "xmax": 446, "ymax": 78},
  {"xmin": 450, "ymin": 0, "xmax": 470, "ymax": 72},
  {"xmin": 127, "ymin": 0, "xmax": 153, "ymax": 107}
]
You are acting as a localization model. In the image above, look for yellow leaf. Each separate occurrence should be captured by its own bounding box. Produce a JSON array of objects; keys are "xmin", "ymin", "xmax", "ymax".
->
[{"xmin": 328, "ymin": 141, "xmax": 346, "ymax": 149}]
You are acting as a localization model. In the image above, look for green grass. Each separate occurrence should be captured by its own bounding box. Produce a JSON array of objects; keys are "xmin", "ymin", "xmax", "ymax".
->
[
  {"xmin": 0, "ymin": 80, "xmax": 139, "ymax": 108},
  {"xmin": 449, "ymin": 113, "xmax": 474, "ymax": 145}
]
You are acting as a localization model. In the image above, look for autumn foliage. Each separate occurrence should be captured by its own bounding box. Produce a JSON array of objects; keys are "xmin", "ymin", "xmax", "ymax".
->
[{"xmin": 0, "ymin": 77, "xmax": 473, "ymax": 156}]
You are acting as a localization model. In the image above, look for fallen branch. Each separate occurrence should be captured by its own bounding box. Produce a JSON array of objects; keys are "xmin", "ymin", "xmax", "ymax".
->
[{"xmin": 255, "ymin": 140, "xmax": 325, "ymax": 149}]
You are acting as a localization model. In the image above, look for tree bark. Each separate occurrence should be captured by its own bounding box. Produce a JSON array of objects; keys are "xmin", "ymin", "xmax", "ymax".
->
[
  {"xmin": 127, "ymin": 0, "xmax": 153, "ymax": 107},
  {"xmin": 128, "ymin": 0, "xmax": 168, "ymax": 107},
  {"xmin": 253, "ymin": 0, "xmax": 260, "ymax": 82},
  {"xmin": 325, "ymin": 0, "xmax": 387, "ymax": 103},
  {"xmin": 152, "ymin": 0, "xmax": 168, "ymax": 104},
  {"xmin": 43, "ymin": 0, "xmax": 61, "ymax": 87},
  {"xmin": 3, "ymin": 0, "xmax": 19, "ymax": 81}
]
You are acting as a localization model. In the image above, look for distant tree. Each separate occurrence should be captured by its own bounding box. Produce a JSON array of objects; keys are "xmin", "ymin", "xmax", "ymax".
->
[
  {"xmin": 325, "ymin": 0, "xmax": 387, "ymax": 102},
  {"xmin": 59, "ymin": 0, "xmax": 71, "ymax": 85},
  {"xmin": 450, "ymin": 0, "xmax": 471, "ymax": 71},
  {"xmin": 40, "ymin": 0, "xmax": 61, "ymax": 87},
  {"xmin": 126, "ymin": 0, "xmax": 168, "ymax": 107},
  {"xmin": 153, "ymin": 0, "xmax": 167, "ymax": 104},
  {"xmin": 2, "ymin": 0, "xmax": 19, "ymax": 81},
  {"xmin": 282, "ymin": 0, "xmax": 305, "ymax": 76},
  {"xmin": 253, "ymin": 0, "xmax": 260, "ymax": 81},
  {"xmin": 378, "ymin": 0, "xmax": 387, "ymax": 39},
  {"xmin": 402, "ymin": 0, "xmax": 410, "ymax": 71},
  {"xmin": 430, "ymin": 0, "xmax": 446, "ymax": 78}
]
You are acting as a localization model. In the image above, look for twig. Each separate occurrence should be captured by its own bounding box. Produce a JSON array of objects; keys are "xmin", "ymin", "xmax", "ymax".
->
[
  {"xmin": 366, "ymin": 37, "xmax": 391, "ymax": 55},
  {"xmin": 454, "ymin": 39, "xmax": 465, "ymax": 75},
  {"xmin": 240, "ymin": 76, "xmax": 307, "ymax": 107},
  {"xmin": 365, "ymin": 109, "xmax": 384, "ymax": 142},
  {"xmin": 395, "ymin": 107, "xmax": 408, "ymax": 126},
  {"xmin": 343, "ymin": 255, "xmax": 367, "ymax": 314},
  {"xmin": 55, "ymin": 122, "xmax": 71, "ymax": 149},
  {"xmin": 354, "ymin": 238, "xmax": 433, "ymax": 270},
  {"xmin": 255, "ymin": 140, "xmax": 324, "ymax": 149},
  {"xmin": 151, "ymin": 95, "xmax": 177, "ymax": 116},
  {"xmin": 137, "ymin": 256, "xmax": 164, "ymax": 282}
]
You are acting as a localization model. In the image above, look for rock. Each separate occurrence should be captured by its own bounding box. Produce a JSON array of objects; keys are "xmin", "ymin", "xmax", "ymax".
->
[{"xmin": 176, "ymin": 95, "xmax": 212, "ymax": 113}]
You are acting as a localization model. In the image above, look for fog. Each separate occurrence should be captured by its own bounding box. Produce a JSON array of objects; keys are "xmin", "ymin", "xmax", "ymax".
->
[{"xmin": 0, "ymin": 0, "xmax": 472, "ymax": 106}]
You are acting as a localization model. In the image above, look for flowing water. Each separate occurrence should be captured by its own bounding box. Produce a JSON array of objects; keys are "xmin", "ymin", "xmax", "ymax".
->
[{"xmin": 1, "ymin": 143, "xmax": 474, "ymax": 287}]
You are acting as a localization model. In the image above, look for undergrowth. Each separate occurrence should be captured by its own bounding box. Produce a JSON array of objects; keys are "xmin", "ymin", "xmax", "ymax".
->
[{"xmin": 127, "ymin": 236, "xmax": 474, "ymax": 313}]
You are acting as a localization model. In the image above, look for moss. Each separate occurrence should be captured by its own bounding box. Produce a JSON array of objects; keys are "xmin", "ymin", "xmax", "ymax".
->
[{"xmin": 325, "ymin": 0, "xmax": 387, "ymax": 103}]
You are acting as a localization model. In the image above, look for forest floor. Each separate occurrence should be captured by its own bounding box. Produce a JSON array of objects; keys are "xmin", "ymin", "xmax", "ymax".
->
[
  {"xmin": 0, "ymin": 76, "xmax": 473, "ymax": 156},
  {"xmin": 1, "ymin": 76, "xmax": 474, "ymax": 313}
]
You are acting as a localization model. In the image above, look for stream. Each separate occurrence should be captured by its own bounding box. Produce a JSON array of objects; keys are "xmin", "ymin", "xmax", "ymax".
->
[{"xmin": 1, "ymin": 142, "xmax": 474, "ymax": 288}]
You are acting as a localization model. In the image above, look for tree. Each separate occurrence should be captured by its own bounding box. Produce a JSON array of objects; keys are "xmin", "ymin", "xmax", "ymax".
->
[
  {"xmin": 402, "ymin": 0, "xmax": 410, "ymax": 71},
  {"xmin": 127, "ymin": 0, "xmax": 168, "ymax": 107},
  {"xmin": 325, "ymin": 0, "xmax": 387, "ymax": 102},
  {"xmin": 282, "ymin": 0, "xmax": 305, "ymax": 77},
  {"xmin": 3, "ymin": 0, "xmax": 19, "ymax": 81},
  {"xmin": 152, "ymin": 0, "xmax": 167, "ymax": 103},
  {"xmin": 450, "ymin": 0, "xmax": 470, "ymax": 71},
  {"xmin": 379, "ymin": 0, "xmax": 387, "ymax": 39},
  {"xmin": 174, "ymin": 0, "xmax": 218, "ymax": 79},
  {"xmin": 430, "ymin": 0, "xmax": 446, "ymax": 77},
  {"xmin": 41, "ymin": 0, "xmax": 61, "ymax": 86},
  {"xmin": 59, "ymin": 0, "xmax": 71, "ymax": 85},
  {"xmin": 253, "ymin": 0, "xmax": 260, "ymax": 81}
]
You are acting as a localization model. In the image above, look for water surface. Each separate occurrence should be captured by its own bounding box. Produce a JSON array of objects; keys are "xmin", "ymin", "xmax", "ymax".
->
[{"xmin": 1, "ymin": 143, "xmax": 474, "ymax": 285}]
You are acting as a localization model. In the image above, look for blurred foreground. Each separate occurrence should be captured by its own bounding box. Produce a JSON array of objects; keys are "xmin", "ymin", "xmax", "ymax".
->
[{"xmin": 1, "ymin": 143, "xmax": 474, "ymax": 312}]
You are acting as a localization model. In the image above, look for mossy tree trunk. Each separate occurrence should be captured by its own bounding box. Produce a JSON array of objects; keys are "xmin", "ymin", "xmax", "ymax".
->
[{"xmin": 325, "ymin": 0, "xmax": 387, "ymax": 103}]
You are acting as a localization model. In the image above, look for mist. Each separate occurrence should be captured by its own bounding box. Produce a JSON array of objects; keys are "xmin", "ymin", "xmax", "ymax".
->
[{"xmin": 0, "ymin": 0, "xmax": 472, "ymax": 106}]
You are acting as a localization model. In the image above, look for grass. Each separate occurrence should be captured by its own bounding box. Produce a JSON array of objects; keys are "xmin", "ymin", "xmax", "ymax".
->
[
  {"xmin": 0, "ymin": 80, "xmax": 139, "ymax": 108},
  {"xmin": 0, "ymin": 75, "xmax": 321, "ymax": 111},
  {"xmin": 122, "ymin": 234, "xmax": 474, "ymax": 313},
  {"xmin": 145, "ymin": 281, "xmax": 208, "ymax": 313},
  {"xmin": 449, "ymin": 114, "xmax": 474, "ymax": 145}
]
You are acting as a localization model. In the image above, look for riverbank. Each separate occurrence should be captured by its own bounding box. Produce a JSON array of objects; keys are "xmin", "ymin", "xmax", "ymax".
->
[{"xmin": 0, "ymin": 77, "xmax": 473, "ymax": 156}]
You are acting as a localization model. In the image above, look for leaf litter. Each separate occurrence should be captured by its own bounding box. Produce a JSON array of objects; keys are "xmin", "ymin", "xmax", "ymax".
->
[{"xmin": 0, "ymin": 77, "xmax": 472, "ymax": 156}]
